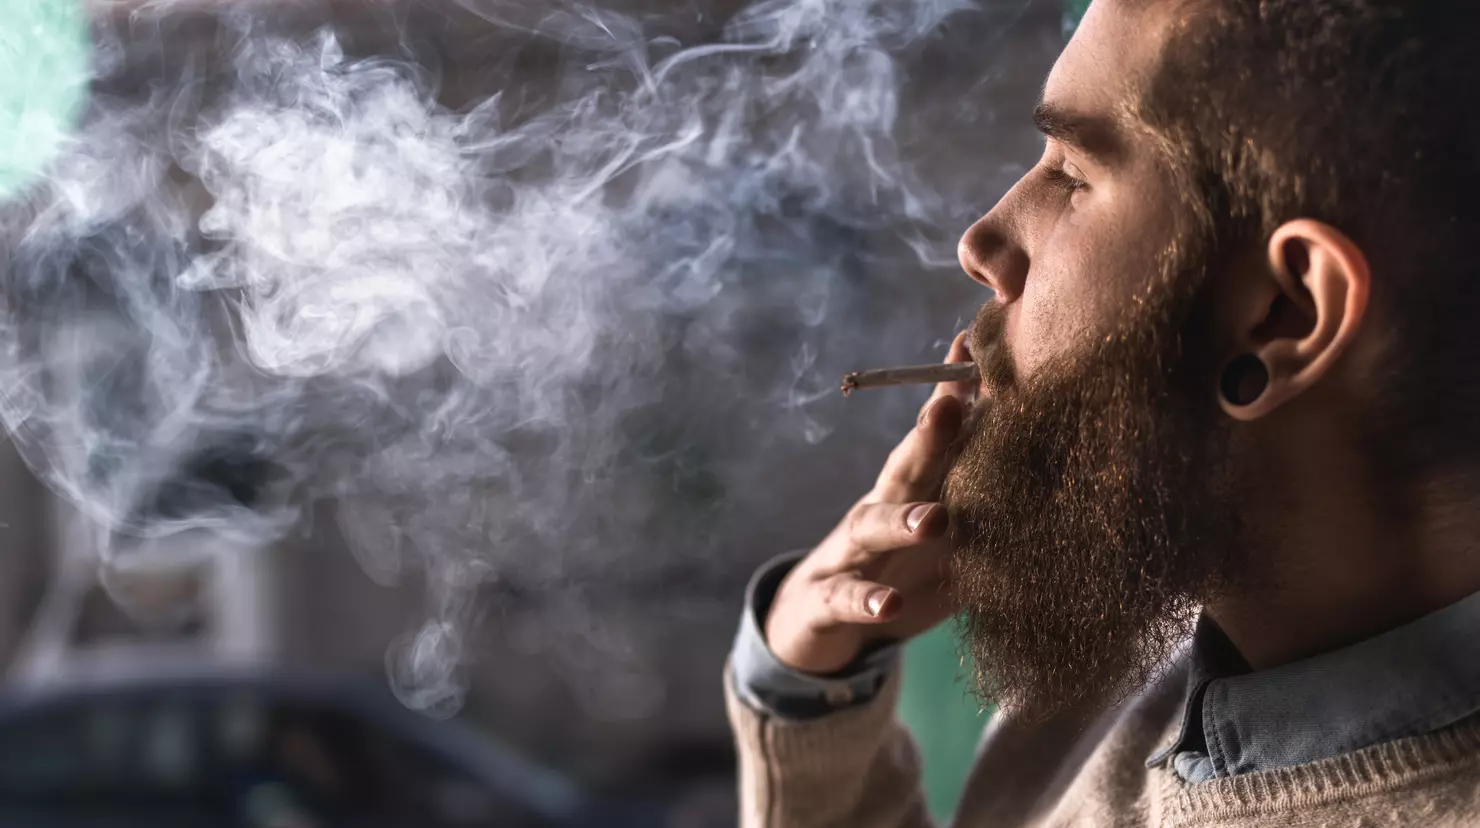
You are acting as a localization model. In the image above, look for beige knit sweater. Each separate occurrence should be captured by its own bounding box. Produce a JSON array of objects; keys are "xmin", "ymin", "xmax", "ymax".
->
[{"xmin": 724, "ymin": 657, "xmax": 1480, "ymax": 827}]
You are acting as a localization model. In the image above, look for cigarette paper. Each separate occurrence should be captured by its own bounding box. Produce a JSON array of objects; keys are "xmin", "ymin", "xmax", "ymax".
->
[{"xmin": 841, "ymin": 362, "xmax": 979, "ymax": 396}]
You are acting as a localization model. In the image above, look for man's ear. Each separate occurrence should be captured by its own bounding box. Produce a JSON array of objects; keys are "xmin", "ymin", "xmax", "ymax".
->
[{"xmin": 1217, "ymin": 219, "xmax": 1371, "ymax": 421}]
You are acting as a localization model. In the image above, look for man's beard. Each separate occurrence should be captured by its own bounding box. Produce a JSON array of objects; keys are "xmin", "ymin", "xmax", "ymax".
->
[{"xmin": 942, "ymin": 259, "xmax": 1242, "ymax": 721}]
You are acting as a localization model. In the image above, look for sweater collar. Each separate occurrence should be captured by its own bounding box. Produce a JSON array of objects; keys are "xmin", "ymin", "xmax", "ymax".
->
[{"xmin": 1147, "ymin": 588, "xmax": 1480, "ymax": 778}]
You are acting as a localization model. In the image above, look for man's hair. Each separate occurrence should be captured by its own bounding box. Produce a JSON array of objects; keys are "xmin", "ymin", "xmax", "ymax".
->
[{"xmin": 1135, "ymin": 1, "xmax": 1480, "ymax": 480}]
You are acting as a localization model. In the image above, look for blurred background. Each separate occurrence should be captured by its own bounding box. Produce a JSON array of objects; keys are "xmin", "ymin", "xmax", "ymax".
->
[{"xmin": 0, "ymin": 0, "xmax": 1074, "ymax": 824}]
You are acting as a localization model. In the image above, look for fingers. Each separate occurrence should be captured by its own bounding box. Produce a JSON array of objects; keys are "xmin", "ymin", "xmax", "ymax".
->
[
  {"xmin": 873, "ymin": 395, "xmax": 964, "ymax": 502},
  {"xmin": 817, "ymin": 573, "xmax": 903, "ymax": 625},
  {"xmin": 921, "ymin": 331, "xmax": 978, "ymax": 413},
  {"xmin": 867, "ymin": 332, "xmax": 974, "ymax": 503},
  {"xmin": 840, "ymin": 501, "xmax": 947, "ymax": 563}
]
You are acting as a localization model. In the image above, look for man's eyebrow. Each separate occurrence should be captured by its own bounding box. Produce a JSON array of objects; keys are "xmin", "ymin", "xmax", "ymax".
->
[{"xmin": 1032, "ymin": 101, "xmax": 1125, "ymax": 163}]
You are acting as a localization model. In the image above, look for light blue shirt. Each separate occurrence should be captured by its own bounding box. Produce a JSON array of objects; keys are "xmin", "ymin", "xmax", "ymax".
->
[
  {"xmin": 731, "ymin": 553, "xmax": 1480, "ymax": 782},
  {"xmin": 1149, "ymin": 594, "xmax": 1480, "ymax": 782},
  {"xmin": 730, "ymin": 552, "xmax": 899, "ymax": 719}
]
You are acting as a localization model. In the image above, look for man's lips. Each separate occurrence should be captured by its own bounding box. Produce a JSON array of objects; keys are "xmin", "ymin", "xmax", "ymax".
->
[
  {"xmin": 965, "ymin": 299, "xmax": 1014, "ymax": 397},
  {"xmin": 966, "ymin": 315, "xmax": 1016, "ymax": 398},
  {"xmin": 966, "ymin": 340, "xmax": 1003, "ymax": 400}
]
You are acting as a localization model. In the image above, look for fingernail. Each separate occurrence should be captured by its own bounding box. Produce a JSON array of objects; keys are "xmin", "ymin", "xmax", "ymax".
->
[
  {"xmin": 866, "ymin": 589, "xmax": 892, "ymax": 617},
  {"xmin": 919, "ymin": 397, "xmax": 944, "ymax": 428},
  {"xmin": 907, "ymin": 503, "xmax": 936, "ymax": 533}
]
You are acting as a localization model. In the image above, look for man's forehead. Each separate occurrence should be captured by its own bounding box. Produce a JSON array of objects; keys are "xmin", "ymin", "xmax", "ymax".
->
[{"xmin": 1042, "ymin": 0, "xmax": 1175, "ymax": 126}]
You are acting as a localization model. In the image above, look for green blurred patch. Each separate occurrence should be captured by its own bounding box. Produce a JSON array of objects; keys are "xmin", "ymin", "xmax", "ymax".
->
[
  {"xmin": 0, "ymin": 0, "xmax": 90, "ymax": 199},
  {"xmin": 1063, "ymin": 0, "xmax": 1092, "ymax": 36},
  {"xmin": 897, "ymin": 621, "xmax": 993, "ymax": 823}
]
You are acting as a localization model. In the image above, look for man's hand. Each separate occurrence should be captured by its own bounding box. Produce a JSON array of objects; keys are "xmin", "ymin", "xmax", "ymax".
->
[{"xmin": 766, "ymin": 333, "xmax": 976, "ymax": 675}]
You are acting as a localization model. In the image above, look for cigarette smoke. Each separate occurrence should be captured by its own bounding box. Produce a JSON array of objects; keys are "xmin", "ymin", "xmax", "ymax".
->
[{"xmin": 0, "ymin": 0, "xmax": 1015, "ymax": 716}]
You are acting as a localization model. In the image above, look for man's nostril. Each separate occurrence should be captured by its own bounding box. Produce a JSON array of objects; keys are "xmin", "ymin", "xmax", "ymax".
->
[{"xmin": 958, "ymin": 218, "xmax": 1028, "ymax": 302}]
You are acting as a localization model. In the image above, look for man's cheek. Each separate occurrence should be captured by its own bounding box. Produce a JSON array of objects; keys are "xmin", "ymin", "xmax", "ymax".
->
[{"xmin": 1015, "ymin": 280, "xmax": 1085, "ymax": 381}]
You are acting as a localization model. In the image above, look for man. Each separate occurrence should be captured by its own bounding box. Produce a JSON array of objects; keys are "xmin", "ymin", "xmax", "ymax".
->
[{"xmin": 725, "ymin": 0, "xmax": 1480, "ymax": 825}]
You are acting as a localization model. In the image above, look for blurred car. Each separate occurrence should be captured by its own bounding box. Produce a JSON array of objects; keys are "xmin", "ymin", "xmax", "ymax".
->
[{"xmin": 0, "ymin": 668, "xmax": 636, "ymax": 828}]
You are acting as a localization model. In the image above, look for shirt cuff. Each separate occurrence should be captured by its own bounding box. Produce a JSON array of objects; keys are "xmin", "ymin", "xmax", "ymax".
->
[{"xmin": 729, "ymin": 551, "xmax": 902, "ymax": 720}]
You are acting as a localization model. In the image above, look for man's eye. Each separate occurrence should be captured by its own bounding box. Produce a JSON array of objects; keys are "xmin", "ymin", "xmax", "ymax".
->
[{"xmin": 1043, "ymin": 165, "xmax": 1088, "ymax": 193}]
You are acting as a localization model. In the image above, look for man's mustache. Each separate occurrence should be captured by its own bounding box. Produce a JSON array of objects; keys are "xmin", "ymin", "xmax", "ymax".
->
[{"xmin": 969, "ymin": 301, "xmax": 1016, "ymax": 395}]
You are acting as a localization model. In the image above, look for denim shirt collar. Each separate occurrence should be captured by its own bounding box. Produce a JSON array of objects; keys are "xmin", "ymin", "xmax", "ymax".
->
[{"xmin": 1148, "ymin": 589, "xmax": 1480, "ymax": 779}]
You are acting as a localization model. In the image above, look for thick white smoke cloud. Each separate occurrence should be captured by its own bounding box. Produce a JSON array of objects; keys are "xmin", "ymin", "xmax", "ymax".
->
[{"xmin": 1, "ymin": 0, "xmax": 996, "ymax": 716}]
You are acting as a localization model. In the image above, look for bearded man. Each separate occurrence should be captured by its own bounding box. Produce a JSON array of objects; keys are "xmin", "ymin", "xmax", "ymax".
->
[{"xmin": 724, "ymin": 0, "xmax": 1480, "ymax": 825}]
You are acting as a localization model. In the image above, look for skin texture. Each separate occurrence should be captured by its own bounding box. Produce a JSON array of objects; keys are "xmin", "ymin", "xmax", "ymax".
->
[{"xmin": 766, "ymin": 0, "xmax": 1480, "ymax": 709}]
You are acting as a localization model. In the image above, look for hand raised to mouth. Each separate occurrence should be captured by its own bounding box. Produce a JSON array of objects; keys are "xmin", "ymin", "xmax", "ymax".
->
[{"xmin": 767, "ymin": 332, "xmax": 977, "ymax": 675}]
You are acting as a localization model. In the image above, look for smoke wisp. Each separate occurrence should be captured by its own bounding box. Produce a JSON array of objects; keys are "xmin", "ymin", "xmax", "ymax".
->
[{"xmin": 0, "ymin": 0, "xmax": 1012, "ymax": 716}]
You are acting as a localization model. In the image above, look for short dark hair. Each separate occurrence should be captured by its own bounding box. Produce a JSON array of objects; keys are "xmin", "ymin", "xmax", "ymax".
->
[{"xmin": 1136, "ymin": 0, "xmax": 1480, "ymax": 479}]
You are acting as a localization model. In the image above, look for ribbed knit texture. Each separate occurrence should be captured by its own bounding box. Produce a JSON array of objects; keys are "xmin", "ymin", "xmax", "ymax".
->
[{"xmin": 724, "ymin": 660, "xmax": 1480, "ymax": 827}]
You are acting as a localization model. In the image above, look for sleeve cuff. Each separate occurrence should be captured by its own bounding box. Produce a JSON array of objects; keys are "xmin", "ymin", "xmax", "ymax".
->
[{"xmin": 729, "ymin": 551, "xmax": 902, "ymax": 720}]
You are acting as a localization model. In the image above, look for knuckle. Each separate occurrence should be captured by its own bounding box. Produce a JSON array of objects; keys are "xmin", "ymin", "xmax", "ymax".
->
[
  {"xmin": 818, "ymin": 576, "xmax": 848, "ymax": 611},
  {"xmin": 880, "ymin": 463, "xmax": 917, "ymax": 491},
  {"xmin": 889, "ymin": 501, "xmax": 915, "ymax": 531}
]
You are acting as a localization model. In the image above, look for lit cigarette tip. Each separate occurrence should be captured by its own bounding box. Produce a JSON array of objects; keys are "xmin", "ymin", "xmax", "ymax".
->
[{"xmin": 840, "ymin": 362, "xmax": 980, "ymax": 396}]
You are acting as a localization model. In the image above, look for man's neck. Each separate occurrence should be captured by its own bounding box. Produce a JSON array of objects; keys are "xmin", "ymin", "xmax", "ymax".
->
[{"xmin": 1208, "ymin": 421, "xmax": 1480, "ymax": 671}]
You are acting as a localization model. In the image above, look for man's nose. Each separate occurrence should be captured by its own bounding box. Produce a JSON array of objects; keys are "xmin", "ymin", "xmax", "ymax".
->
[{"xmin": 957, "ymin": 214, "xmax": 1028, "ymax": 303}]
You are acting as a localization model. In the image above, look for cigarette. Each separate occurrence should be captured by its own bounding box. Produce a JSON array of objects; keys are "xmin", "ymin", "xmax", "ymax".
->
[{"xmin": 841, "ymin": 362, "xmax": 980, "ymax": 396}]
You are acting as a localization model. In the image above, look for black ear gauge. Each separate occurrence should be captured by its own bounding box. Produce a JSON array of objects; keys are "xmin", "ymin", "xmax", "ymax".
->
[{"xmin": 1219, "ymin": 354, "xmax": 1270, "ymax": 407}]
